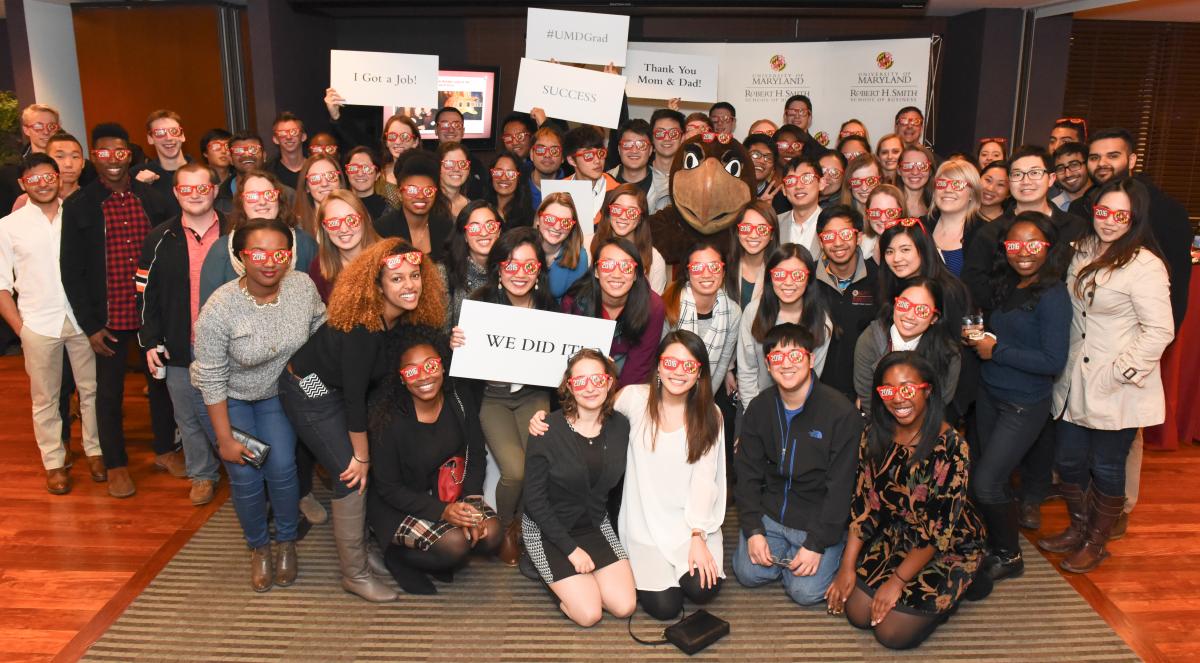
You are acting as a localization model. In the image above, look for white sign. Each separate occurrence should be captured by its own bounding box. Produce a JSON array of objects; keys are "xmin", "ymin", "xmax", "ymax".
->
[
  {"xmin": 625, "ymin": 49, "xmax": 718, "ymax": 103},
  {"xmin": 329, "ymin": 50, "xmax": 438, "ymax": 108},
  {"xmin": 513, "ymin": 58, "xmax": 626, "ymax": 129},
  {"xmin": 539, "ymin": 179, "xmax": 597, "ymax": 237},
  {"xmin": 451, "ymin": 301, "xmax": 617, "ymax": 387},
  {"xmin": 525, "ymin": 8, "xmax": 630, "ymax": 67}
]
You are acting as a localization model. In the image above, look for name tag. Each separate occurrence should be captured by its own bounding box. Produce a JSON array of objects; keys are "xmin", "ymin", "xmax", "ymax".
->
[{"xmin": 851, "ymin": 289, "xmax": 874, "ymax": 306}]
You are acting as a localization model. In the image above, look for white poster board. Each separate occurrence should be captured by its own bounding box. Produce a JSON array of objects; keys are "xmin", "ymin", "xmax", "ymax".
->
[
  {"xmin": 513, "ymin": 58, "xmax": 627, "ymax": 129},
  {"xmin": 329, "ymin": 50, "xmax": 438, "ymax": 109},
  {"xmin": 624, "ymin": 49, "xmax": 718, "ymax": 103},
  {"xmin": 525, "ymin": 8, "xmax": 630, "ymax": 66}
]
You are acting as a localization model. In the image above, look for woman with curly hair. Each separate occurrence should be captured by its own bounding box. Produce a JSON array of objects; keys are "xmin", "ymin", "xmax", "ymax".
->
[
  {"xmin": 367, "ymin": 325, "xmax": 501, "ymax": 594},
  {"xmin": 278, "ymin": 238, "xmax": 446, "ymax": 602}
]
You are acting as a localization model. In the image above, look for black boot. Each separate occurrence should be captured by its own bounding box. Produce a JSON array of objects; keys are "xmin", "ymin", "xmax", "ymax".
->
[
  {"xmin": 383, "ymin": 546, "xmax": 437, "ymax": 595},
  {"xmin": 977, "ymin": 501, "xmax": 1025, "ymax": 581}
]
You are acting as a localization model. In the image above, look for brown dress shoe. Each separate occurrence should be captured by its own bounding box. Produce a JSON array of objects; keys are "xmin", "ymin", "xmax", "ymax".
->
[
  {"xmin": 275, "ymin": 541, "xmax": 298, "ymax": 587},
  {"xmin": 497, "ymin": 520, "xmax": 522, "ymax": 566},
  {"xmin": 154, "ymin": 450, "xmax": 188, "ymax": 478},
  {"xmin": 46, "ymin": 468, "xmax": 71, "ymax": 495},
  {"xmin": 251, "ymin": 545, "xmax": 273, "ymax": 592},
  {"xmin": 107, "ymin": 467, "xmax": 136, "ymax": 498},
  {"xmin": 190, "ymin": 479, "xmax": 215, "ymax": 506},
  {"xmin": 87, "ymin": 455, "xmax": 107, "ymax": 482}
]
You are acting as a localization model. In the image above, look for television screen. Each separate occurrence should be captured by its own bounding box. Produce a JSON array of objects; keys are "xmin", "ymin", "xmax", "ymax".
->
[{"xmin": 387, "ymin": 67, "xmax": 499, "ymax": 145}]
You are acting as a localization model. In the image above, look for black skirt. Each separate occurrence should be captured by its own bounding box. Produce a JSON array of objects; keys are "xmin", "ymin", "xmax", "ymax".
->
[{"xmin": 522, "ymin": 515, "xmax": 626, "ymax": 584}]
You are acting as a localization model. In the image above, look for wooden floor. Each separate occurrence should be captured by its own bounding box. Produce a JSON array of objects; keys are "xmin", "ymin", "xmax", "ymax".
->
[{"xmin": 0, "ymin": 354, "xmax": 1196, "ymax": 662}]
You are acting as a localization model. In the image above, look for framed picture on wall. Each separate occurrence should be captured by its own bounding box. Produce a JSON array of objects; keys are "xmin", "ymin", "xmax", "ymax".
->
[{"xmin": 387, "ymin": 64, "xmax": 500, "ymax": 151}]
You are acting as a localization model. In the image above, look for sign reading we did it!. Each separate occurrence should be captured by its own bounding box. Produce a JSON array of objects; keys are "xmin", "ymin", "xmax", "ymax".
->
[{"xmin": 329, "ymin": 50, "xmax": 439, "ymax": 108}]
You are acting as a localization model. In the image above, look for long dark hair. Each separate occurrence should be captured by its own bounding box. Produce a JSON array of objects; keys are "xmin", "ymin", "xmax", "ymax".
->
[
  {"xmin": 447, "ymin": 199, "xmax": 500, "ymax": 294},
  {"xmin": 484, "ymin": 150, "xmax": 534, "ymax": 227},
  {"xmin": 1073, "ymin": 177, "xmax": 1161, "ymax": 301},
  {"xmin": 368, "ymin": 324, "xmax": 453, "ymax": 433},
  {"xmin": 663, "ymin": 239, "xmax": 726, "ymax": 327},
  {"xmin": 589, "ymin": 184, "xmax": 653, "ymax": 270},
  {"xmin": 881, "ymin": 277, "xmax": 958, "ymax": 403},
  {"xmin": 645, "ymin": 330, "xmax": 721, "ymax": 464},
  {"xmin": 470, "ymin": 226, "xmax": 557, "ymax": 311},
  {"xmin": 985, "ymin": 211, "xmax": 1070, "ymax": 310},
  {"xmin": 866, "ymin": 351, "xmax": 943, "ymax": 467},
  {"xmin": 724, "ymin": 200, "xmax": 781, "ymax": 306},
  {"xmin": 567, "ymin": 236, "xmax": 652, "ymax": 340},
  {"xmin": 751, "ymin": 244, "xmax": 828, "ymax": 346},
  {"xmin": 877, "ymin": 224, "xmax": 969, "ymax": 325}
]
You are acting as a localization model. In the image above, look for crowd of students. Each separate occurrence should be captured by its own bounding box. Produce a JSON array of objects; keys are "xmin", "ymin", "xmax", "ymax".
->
[{"xmin": 0, "ymin": 90, "xmax": 1189, "ymax": 650}]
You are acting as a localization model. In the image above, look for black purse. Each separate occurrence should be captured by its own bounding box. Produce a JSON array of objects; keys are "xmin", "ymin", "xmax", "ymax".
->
[
  {"xmin": 628, "ymin": 609, "xmax": 729, "ymax": 656},
  {"xmin": 231, "ymin": 427, "xmax": 271, "ymax": 469}
]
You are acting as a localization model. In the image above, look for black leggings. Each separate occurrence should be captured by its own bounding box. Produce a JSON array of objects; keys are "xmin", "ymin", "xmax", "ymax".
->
[
  {"xmin": 637, "ymin": 572, "xmax": 722, "ymax": 621},
  {"xmin": 388, "ymin": 524, "xmax": 503, "ymax": 572},
  {"xmin": 845, "ymin": 586, "xmax": 945, "ymax": 650}
]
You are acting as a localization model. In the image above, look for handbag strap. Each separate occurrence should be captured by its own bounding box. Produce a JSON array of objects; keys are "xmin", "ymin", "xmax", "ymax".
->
[
  {"xmin": 451, "ymin": 388, "xmax": 468, "ymax": 486},
  {"xmin": 627, "ymin": 610, "xmax": 687, "ymax": 647}
]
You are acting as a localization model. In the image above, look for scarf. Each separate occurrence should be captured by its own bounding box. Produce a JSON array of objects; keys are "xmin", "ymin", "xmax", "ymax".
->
[{"xmin": 677, "ymin": 286, "xmax": 735, "ymax": 365}]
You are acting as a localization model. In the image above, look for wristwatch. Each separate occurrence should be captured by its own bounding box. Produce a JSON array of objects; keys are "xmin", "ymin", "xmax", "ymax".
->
[{"xmin": 691, "ymin": 529, "xmax": 707, "ymax": 541}]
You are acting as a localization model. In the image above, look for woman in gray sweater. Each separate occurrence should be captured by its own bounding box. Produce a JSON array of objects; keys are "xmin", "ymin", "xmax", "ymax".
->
[{"xmin": 192, "ymin": 218, "xmax": 326, "ymax": 592}]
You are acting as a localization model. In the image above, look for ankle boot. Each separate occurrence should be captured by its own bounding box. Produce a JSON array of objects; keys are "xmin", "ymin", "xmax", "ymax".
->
[
  {"xmin": 331, "ymin": 493, "xmax": 398, "ymax": 602},
  {"xmin": 275, "ymin": 541, "xmax": 298, "ymax": 587},
  {"xmin": 250, "ymin": 545, "xmax": 273, "ymax": 592},
  {"xmin": 1061, "ymin": 489, "xmax": 1124, "ymax": 574},
  {"xmin": 977, "ymin": 501, "xmax": 1025, "ymax": 581},
  {"xmin": 1037, "ymin": 483, "xmax": 1088, "ymax": 553},
  {"xmin": 383, "ymin": 546, "xmax": 437, "ymax": 595},
  {"xmin": 498, "ymin": 519, "xmax": 522, "ymax": 566}
]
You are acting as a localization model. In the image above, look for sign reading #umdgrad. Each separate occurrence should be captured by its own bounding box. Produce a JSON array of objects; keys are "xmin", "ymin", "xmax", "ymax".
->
[
  {"xmin": 513, "ymin": 58, "xmax": 626, "ymax": 129},
  {"xmin": 329, "ymin": 50, "xmax": 438, "ymax": 108},
  {"xmin": 525, "ymin": 7, "xmax": 630, "ymax": 66},
  {"xmin": 451, "ymin": 301, "xmax": 617, "ymax": 388},
  {"xmin": 624, "ymin": 49, "xmax": 719, "ymax": 103}
]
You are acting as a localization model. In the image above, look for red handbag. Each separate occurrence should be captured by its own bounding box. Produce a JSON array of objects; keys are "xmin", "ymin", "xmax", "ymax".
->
[{"xmin": 438, "ymin": 456, "xmax": 466, "ymax": 502}]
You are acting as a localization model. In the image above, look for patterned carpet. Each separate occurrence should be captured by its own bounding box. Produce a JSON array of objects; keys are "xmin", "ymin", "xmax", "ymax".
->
[{"xmin": 83, "ymin": 493, "xmax": 1139, "ymax": 662}]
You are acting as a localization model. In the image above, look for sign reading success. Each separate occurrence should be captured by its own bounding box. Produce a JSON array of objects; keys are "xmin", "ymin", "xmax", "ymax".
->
[
  {"xmin": 450, "ymin": 301, "xmax": 617, "ymax": 388},
  {"xmin": 329, "ymin": 50, "xmax": 438, "ymax": 108},
  {"xmin": 513, "ymin": 58, "xmax": 626, "ymax": 129},
  {"xmin": 525, "ymin": 8, "xmax": 630, "ymax": 66},
  {"xmin": 625, "ymin": 49, "xmax": 718, "ymax": 103}
]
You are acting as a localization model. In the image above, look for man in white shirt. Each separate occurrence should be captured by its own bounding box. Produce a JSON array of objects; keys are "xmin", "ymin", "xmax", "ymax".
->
[
  {"xmin": 0, "ymin": 154, "xmax": 101, "ymax": 495},
  {"xmin": 777, "ymin": 155, "xmax": 824, "ymax": 259},
  {"xmin": 647, "ymin": 108, "xmax": 684, "ymax": 214}
]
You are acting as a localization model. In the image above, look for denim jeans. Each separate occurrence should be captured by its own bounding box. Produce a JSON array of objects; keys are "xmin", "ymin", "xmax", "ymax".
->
[
  {"xmin": 1054, "ymin": 420, "xmax": 1137, "ymax": 497},
  {"xmin": 732, "ymin": 515, "xmax": 845, "ymax": 606},
  {"xmin": 1017, "ymin": 416, "xmax": 1056, "ymax": 505},
  {"xmin": 165, "ymin": 365, "xmax": 220, "ymax": 482},
  {"xmin": 973, "ymin": 390, "xmax": 1051, "ymax": 505},
  {"xmin": 277, "ymin": 371, "xmax": 354, "ymax": 498},
  {"xmin": 194, "ymin": 393, "xmax": 299, "ymax": 548}
]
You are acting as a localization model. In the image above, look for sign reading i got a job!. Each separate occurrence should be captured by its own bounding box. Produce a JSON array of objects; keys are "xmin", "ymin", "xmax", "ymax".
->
[
  {"xmin": 525, "ymin": 8, "xmax": 630, "ymax": 66},
  {"xmin": 329, "ymin": 50, "xmax": 438, "ymax": 108}
]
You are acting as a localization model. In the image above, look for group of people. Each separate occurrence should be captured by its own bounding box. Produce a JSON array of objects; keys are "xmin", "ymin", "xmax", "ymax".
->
[{"xmin": 0, "ymin": 87, "xmax": 1188, "ymax": 650}]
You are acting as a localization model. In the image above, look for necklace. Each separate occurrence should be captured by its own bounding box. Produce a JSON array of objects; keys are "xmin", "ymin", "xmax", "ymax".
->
[
  {"xmin": 565, "ymin": 416, "xmax": 599, "ymax": 445},
  {"xmin": 239, "ymin": 282, "xmax": 280, "ymax": 309},
  {"xmin": 895, "ymin": 427, "xmax": 921, "ymax": 448}
]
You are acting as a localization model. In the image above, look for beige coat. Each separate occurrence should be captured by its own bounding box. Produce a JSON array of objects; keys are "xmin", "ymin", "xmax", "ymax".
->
[{"xmin": 1052, "ymin": 241, "xmax": 1174, "ymax": 430}]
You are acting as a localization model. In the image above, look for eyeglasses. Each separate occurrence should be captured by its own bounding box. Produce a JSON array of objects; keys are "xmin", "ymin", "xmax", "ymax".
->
[
  {"xmin": 568, "ymin": 373, "xmax": 613, "ymax": 391},
  {"xmin": 490, "ymin": 168, "xmax": 519, "ymax": 181},
  {"xmin": 687, "ymin": 261, "xmax": 725, "ymax": 275},
  {"xmin": 897, "ymin": 117, "xmax": 924, "ymax": 128},
  {"xmin": 382, "ymin": 251, "xmax": 424, "ymax": 270},
  {"xmin": 230, "ymin": 145, "xmax": 262, "ymax": 157},
  {"xmin": 821, "ymin": 167, "xmax": 844, "ymax": 179},
  {"xmin": 403, "ymin": 185, "xmax": 437, "ymax": 198},
  {"xmin": 749, "ymin": 150, "xmax": 774, "ymax": 162},
  {"xmin": 619, "ymin": 139, "xmax": 650, "ymax": 151},
  {"xmin": 273, "ymin": 128, "xmax": 300, "ymax": 139},
  {"xmin": 766, "ymin": 348, "xmax": 809, "ymax": 366},
  {"xmin": 839, "ymin": 129, "xmax": 866, "ymax": 138},
  {"xmin": 208, "ymin": 141, "xmax": 230, "ymax": 153},
  {"xmin": 596, "ymin": 258, "xmax": 638, "ymax": 274},
  {"xmin": 935, "ymin": 177, "xmax": 967, "ymax": 191},
  {"xmin": 883, "ymin": 217, "xmax": 925, "ymax": 231},
  {"xmin": 843, "ymin": 150, "xmax": 865, "ymax": 160},
  {"xmin": 385, "ymin": 131, "xmax": 416, "ymax": 143},
  {"xmin": 173, "ymin": 183, "xmax": 213, "ymax": 196},
  {"xmin": 849, "ymin": 175, "xmax": 880, "ymax": 189},
  {"xmin": 787, "ymin": 108, "xmax": 812, "ymax": 118},
  {"xmin": 24, "ymin": 121, "xmax": 59, "ymax": 134},
  {"xmin": 899, "ymin": 161, "xmax": 931, "ymax": 173},
  {"xmin": 876, "ymin": 382, "xmax": 929, "ymax": 401},
  {"xmin": 500, "ymin": 258, "xmax": 541, "ymax": 275},
  {"xmin": 20, "ymin": 172, "xmax": 59, "ymax": 186},
  {"xmin": 660, "ymin": 356, "xmax": 700, "ymax": 374},
  {"xmin": 894, "ymin": 296, "xmax": 937, "ymax": 319},
  {"xmin": 539, "ymin": 213, "xmax": 576, "ymax": 231},
  {"xmin": 770, "ymin": 268, "xmax": 809, "ymax": 283},
  {"xmin": 783, "ymin": 173, "xmax": 818, "ymax": 187},
  {"xmin": 1093, "ymin": 205, "xmax": 1131, "ymax": 224},
  {"xmin": 400, "ymin": 357, "xmax": 443, "ymax": 384},
  {"xmin": 91, "ymin": 148, "xmax": 132, "ymax": 162},
  {"xmin": 698, "ymin": 132, "xmax": 732, "ymax": 144},
  {"xmin": 1003, "ymin": 239, "xmax": 1051, "ymax": 255},
  {"xmin": 819, "ymin": 228, "xmax": 859, "ymax": 244},
  {"xmin": 608, "ymin": 204, "xmax": 642, "ymax": 221},
  {"xmin": 465, "ymin": 219, "xmax": 501, "ymax": 236},
  {"xmin": 653, "ymin": 128, "xmax": 682, "ymax": 141},
  {"xmin": 686, "ymin": 122, "xmax": 710, "ymax": 133},
  {"xmin": 1055, "ymin": 160, "xmax": 1085, "ymax": 174},
  {"xmin": 437, "ymin": 120, "xmax": 464, "ymax": 130},
  {"xmin": 776, "ymin": 140, "xmax": 802, "ymax": 152},
  {"xmin": 978, "ymin": 136, "xmax": 1007, "ymax": 145},
  {"xmin": 240, "ymin": 248, "xmax": 292, "ymax": 265},
  {"xmin": 151, "ymin": 127, "xmax": 183, "ymax": 139},
  {"xmin": 441, "ymin": 159, "xmax": 469, "ymax": 171},
  {"xmin": 306, "ymin": 170, "xmax": 340, "ymax": 186},
  {"xmin": 345, "ymin": 163, "xmax": 377, "ymax": 176},
  {"xmin": 241, "ymin": 189, "xmax": 280, "ymax": 204},
  {"xmin": 310, "ymin": 145, "xmax": 338, "ymax": 156},
  {"xmin": 867, "ymin": 207, "xmax": 902, "ymax": 222},
  {"xmin": 574, "ymin": 148, "xmax": 607, "ymax": 163},
  {"xmin": 1056, "ymin": 116, "xmax": 1088, "ymax": 128},
  {"xmin": 532, "ymin": 144, "xmax": 562, "ymax": 157},
  {"xmin": 737, "ymin": 222, "xmax": 772, "ymax": 237},
  {"xmin": 501, "ymin": 131, "xmax": 529, "ymax": 145},
  {"xmin": 1008, "ymin": 168, "xmax": 1048, "ymax": 182},
  {"xmin": 322, "ymin": 214, "xmax": 363, "ymax": 232}
]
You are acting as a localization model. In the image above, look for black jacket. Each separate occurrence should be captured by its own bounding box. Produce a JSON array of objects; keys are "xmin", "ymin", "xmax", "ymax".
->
[
  {"xmin": 816, "ymin": 256, "xmax": 879, "ymax": 401},
  {"xmin": 135, "ymin": 213, "xmax": 229, "ymax": 365},
  {"xmin": 374, "ymin": 207, "xmax": 454, "ymax": 263},
  {"xmin": 736, "ymin": 383, "xmax": 863, "ymax": 553},
  {"xmin": 522, "ymin": 411, "xmax": 630, "ymax": 555},
  {"xmin": 60, "ymin": 180, "xmax": 173, "ymax": 336}
]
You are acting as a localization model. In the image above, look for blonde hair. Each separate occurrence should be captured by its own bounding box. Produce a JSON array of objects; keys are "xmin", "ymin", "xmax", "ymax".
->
[
  {"xmin": 929, "ymin": 158, "xmax": 982, "ymax": 221},
  {"xmin": 21, "ymin": 104, "xmax": 60, "ymax": 124},
  {"xmin": 315, "ymin": 190, "xmax": 381, "ymax": 285}
]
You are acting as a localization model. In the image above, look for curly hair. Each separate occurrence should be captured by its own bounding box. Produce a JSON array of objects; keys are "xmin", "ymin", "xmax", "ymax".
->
[
  {"xmin": 556, "ymin": 349, "xmax": 619, "ymax": 423},
  {"xmin": 368, "ymin": 324, "xmax": 453, "ymax": 434},
  {"xmin": 326, "ymin": 237, "xmax": 447, "ymax": 332}
]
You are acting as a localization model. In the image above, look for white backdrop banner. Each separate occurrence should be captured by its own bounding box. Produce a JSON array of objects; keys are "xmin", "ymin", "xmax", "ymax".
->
[{"xmin": 626, "ymin": 38, "xmax": 931, "ymax": 146}]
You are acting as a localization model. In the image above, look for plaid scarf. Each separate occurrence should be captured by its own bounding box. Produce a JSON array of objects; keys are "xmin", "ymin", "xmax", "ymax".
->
[{"xmin": 677, "ymin": 285, "xmax": 735, "ymax": 364}]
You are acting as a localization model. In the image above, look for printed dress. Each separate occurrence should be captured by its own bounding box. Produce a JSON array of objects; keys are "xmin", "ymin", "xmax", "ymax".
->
[{"xmin": 848, "ymin": 428, "xmax": 986, "ymax": 614}]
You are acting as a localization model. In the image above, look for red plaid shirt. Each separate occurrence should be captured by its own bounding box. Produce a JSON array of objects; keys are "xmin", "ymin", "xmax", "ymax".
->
[{"xmin": 101, "ymin": 183, "xmax": 153, "ymax": 330}]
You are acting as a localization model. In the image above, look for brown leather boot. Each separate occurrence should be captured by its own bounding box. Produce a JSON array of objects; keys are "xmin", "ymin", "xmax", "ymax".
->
[
  {"xmin": 1110, "ymin": 511, "xmax": 1129, "ymax": 540},
  {"xmin": 107, "ymin": 467, "xmax": 136, "ymax": 498},
  {"xmin": 497, "ymin": 519, "xmax": 522, "ymax": 566},
  {"xmin": 251, "ymin": 545, "xmax": 273, "ymax": 592},
  {"xmin": 1037, "ymin": 483, "xmax": 1087, "ymax": 553},
  {"xmin": 275, "ymin": 541, "xmax": 298, "ymax": 587},
  {"xmin": 46, "ymin": 468, "xmax": 71, "ymax": 495},
  {"xmin": 86, "ymin": 455, "xmax": 107, "ymax": 482},
  {"xmin": 1061, "ymin": 490, "xmax": 1124, "ymax": 574},
  {"xmin": 190, "ymin": 479, "xmax": 215, "ymax": 506},
  {"xmin": 154, "ymin": 450, "xmax": 187, "ymax": 478}
]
